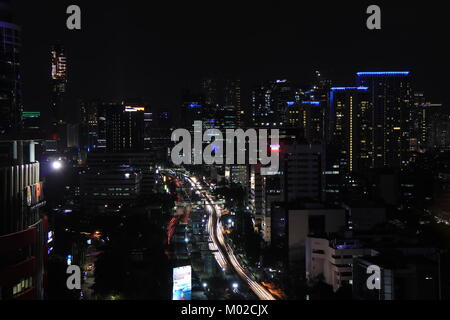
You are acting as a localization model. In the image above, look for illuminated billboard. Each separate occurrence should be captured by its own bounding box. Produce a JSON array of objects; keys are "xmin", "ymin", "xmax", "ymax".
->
[
  {"xmin": 172, "ymin": 265, "xmax": 192, "ymax": 300},
  {"xmin": 24, "ymin": 182, "xmax": 45, "ymax": 207}
]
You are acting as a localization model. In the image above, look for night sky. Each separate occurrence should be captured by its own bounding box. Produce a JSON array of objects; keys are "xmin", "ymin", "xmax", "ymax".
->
[{"xmin": 10, "ymin": 0, "xmax": 450, "ymax": 123}]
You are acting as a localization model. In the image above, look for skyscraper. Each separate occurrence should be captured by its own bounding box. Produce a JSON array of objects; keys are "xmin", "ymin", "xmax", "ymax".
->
[
  {"xmin": 329, "ymin": 87, "xmax": 372, "ymax": 174},
  {"xmin": 356, "ymin": 72, "xmax": 413, "ymax": 169},
  {"xmin": 251, "ymin": 83, "xmax": 270, "ymax": 127},
  {"xmin": 50, "ymin": 45, "xmax": 67, "ymax": 127},
  {"xmin": 223, "ymin": 79, "xmax": 242, "ymax": 127},
  {"xmin": 0, "ymin": 1, "xmax": 22, "ymax": 136},
  {"xmin": 106, "ymin": 105, "xmax": 145, "ymax": 153},
  {"xmin": 201, "ymin": 78, "xmax": 218, "ymax": 106},
  {"xmin": 251, "ymin": 80, "xmax": 296, "ymax": 127}
]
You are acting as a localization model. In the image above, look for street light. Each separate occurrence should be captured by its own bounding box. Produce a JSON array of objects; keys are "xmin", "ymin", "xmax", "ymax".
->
[{"xmin": 52, "ymin": 160, "xmax": 63, "ymax": 170}]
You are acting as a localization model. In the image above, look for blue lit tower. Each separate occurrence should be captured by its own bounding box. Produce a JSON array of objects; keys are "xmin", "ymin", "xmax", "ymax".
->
[
  {"xmin": 328, "ymin": 87, "xmax": 372, "ymax": 174},
  {"xmin": 356, "ymin": 71, "xmax": 413, "ymax": 169},
  {"xmin": 0, "ymin": 0, "xmax": 22, "ymax": 136}
]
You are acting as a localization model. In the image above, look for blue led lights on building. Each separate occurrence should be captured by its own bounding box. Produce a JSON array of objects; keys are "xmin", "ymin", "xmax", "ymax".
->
[
  {"xmin": 356, "ymin": 71, "xmax": 410, "ymax": 77},
  {"xmin": 300, "ymin": 101, "xmax": 321, "ymax": 106},
  {"xmin": 331, "ymin": 87, "xmax": 369, "ymax": 91}
]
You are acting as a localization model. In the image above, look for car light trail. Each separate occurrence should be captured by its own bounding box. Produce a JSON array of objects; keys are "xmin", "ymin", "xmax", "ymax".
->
[{"xmin": 186, "ymin": 175, "xmax": 276, "ymax": 301}]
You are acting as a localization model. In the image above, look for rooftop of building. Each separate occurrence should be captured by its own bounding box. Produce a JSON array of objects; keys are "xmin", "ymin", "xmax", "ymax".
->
[{"xmin": 273, "ymin": 200, "xmax": 342, "ymax": 211}]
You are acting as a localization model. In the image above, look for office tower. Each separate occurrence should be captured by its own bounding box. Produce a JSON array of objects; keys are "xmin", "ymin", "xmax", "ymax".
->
[
  {"xmin": 143, "ymin": 110, "xmax": 153, "ymax": 152},
  {"xmin": 81, "ymin": 166, "xmax": 142, "ymax": 213},
  {"xmin": 145, "ymin": 110, "xmax": 173, "ymax": 160},
  {"xmin": 410, "ymin": 92, "xmax": 443, "ymax": 152},
  {"xmin": 79, "ymin": 101, "xmax": 100, "ymax": 152},
  {"xmin": 286, "ymin": 101, "xmax": 303, "ymax": 128},
  {"xmin": 50, "ymin": 45, "xmax": 67, "ymax": 125},
  {"xmin": 269, "ymin": 80, "xmax": 295, "ymax": 126},
  {"xmin": 201, "ymin": 78, "xmax": 218, "ymax": 106},
  {"xmin": 217, "ymin": 105, "xmax": 237, "ymax": 130},
  {"xmin": 328, "ymin": 87, "xmax": 372, "ymax": 174},
  {"xmin": 356, "ymin": 72, "xmax": 413, "ymax": 169},
  {"xmin": 430, "ymin": 113, "xmax": 450, "ymax": 150},
  {"xmin": 0, "ymin": 2, "xmax": 22, "ymax": 136},
  {"xmin": 303, "ymin": 101, "xmax": 325, "ymax": 143},
  {"xmin": 251, "ymin": 83, "xmax": 270, "ymax": 127},
  {"xmin": 106, "ymin": 105, "xmax": 145, "ymax": 153},
  {"xmin": 66, "ymin": 123, "xmax": 79, "ymax": 149},
  {"xmin": 180, "ymin": 92, "xmax": 208, "ymax": 129},
  {"xmin": 307, "ymin": 71, "xmax": 332, "ymax": 143},
  {"xmin": 287, "ymin": 100, "xmax": 324, "ymax": 142},
  {"xmin": 223, "ymin": 79, "xmax": 243, "ymax": 127},
  {"xmin": 281, "ymin": 143, "xmax": 325, "ymax": 202},
  {"xmin": 86, "ymin": 152, "xmax": 156, "ymax": 196},
  {"xmin": 251, "ymin": 80, "xmax": 296, "ymax": 127},
  {"xmin": 270, "ymin": 202, "xmax": 346, "ymax": 271},
  {"xmin": 249, "ymin": 164, "xmax": 266, "ymax": 229},
  {"xmin": 0, "ymin": 140, "xmax": 47, "ymax": 300},
  {"xmin": 22, "ymin": 111, "xmax": 42, "ymax": 138},
  {"xmin": 224, "ymin": 165, "xmax": 248, "ymax": 186},
  {"xmin": 261, "ymin": 142, "xmax": 326, "ymax": 243}
]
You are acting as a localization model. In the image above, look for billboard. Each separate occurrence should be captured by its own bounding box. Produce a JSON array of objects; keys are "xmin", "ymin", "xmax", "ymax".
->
[
  {"xmin": 24, "ymin": 182, "xmax": 45, "ymax": 207},
  {"xmin": 172, "ymin": 265, "xmax": 192, "ymax": 300}
]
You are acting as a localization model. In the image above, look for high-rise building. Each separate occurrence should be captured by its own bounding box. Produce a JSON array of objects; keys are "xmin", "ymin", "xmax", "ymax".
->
[
  {"xmin": 287, "ymin": 100, "xmax": 325, "ymax": 143},
  {"xmin": 50, "ymin": 45, "xmax": 67, "ymax": 125},
  {"xmin": 261, "ymin": 142, "xmax": 326, "ymax": 243},
  {"xmin": 0, "ymin": 140, "xmax": 48, "ymax": 300},
  {"xmin": 251, "ymin": 83, "xmax": 270, "ymax": 127},
  {"xmin": 410, "ymin": 92, "xmax": 443, "ymax": 152},
  {"xmin": 223, "ymin": 79, "xmax": 243, "ymax": 127},
  {"xmin": 0, "ymin": 2, "xmax": 22, "ymax": 137},
  {"xmin": 430, "ymin": 113, "xmax": 450, "ymax": 150},
  {"xmin": 81, "ymin": 166, "xmax": 142, "ymax": 213},
  {"xmin": 105, "ymin": 105, "xmax": 145, "ymax": 153},
  {"xmin": 79, "ymin": 101, "xmax": 100, "ymax": 153},
  {"xmin": 251, "ymin": 80, "xmax": 296, "ymax": 127},
  {"xmin": 86, "ymin": 152, "xmax": 156, "ymax": 196},
  {"xmin": 328, "ymin": 87, "xmax": 372, "ymax": 174},
  {"xmin": 269, "ymin": 80, "xmax": 295, "ymax": 126},
  {"xmin": 270, "ymin": 202, "xmax": 346, "ymax": 272},
  {"xmin": 201, "ymin": 78, "xmax": 218, "ymax": 106},
  {"xmin": 281, "ymin": 143, "xmax": 325, "ymax": 202},
  {"xmin": 21, "ymin": 111, "xmax": 42, "ymax": 138},
  {"xmin": 180, "ymin": 92, "xmax": 212, "ymax": 130},
  {"xmin": 356, "ymin": 72, "xmax": 413, "ymax": 169}
]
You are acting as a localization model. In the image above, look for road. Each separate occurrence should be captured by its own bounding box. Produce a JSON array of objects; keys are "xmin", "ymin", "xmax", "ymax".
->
[{"xmin": 187, "ymin": 176, "xmax": 276, "ymax": 301}]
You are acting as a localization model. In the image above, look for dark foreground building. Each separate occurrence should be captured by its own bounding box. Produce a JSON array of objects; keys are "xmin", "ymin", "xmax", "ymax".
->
[{"xmin": 0, "ymin": 140, "xmax": 48, "ymax": 300}]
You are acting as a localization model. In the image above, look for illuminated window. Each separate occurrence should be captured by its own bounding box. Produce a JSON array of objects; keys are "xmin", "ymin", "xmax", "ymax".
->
[{"xmin": 12, "ymin": 277, "xmax": 33, "ymax": 296}]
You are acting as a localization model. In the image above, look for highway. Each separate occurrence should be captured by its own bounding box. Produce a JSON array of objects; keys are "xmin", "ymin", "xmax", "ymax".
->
[{"xmin": 187, "ymin": 176, "xmax": 276, "ymax": 301}]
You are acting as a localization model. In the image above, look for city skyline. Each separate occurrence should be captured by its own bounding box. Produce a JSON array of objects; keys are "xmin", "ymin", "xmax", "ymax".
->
[
  {"xmin": 9, "ymin": 1, "xmax": 450, "ymax": 121},
  {"xmin": 2, "ymin": 0, "xmax": 450, "ymax": 305}
]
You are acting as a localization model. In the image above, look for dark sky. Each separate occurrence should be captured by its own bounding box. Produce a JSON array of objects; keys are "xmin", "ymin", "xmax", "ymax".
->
[{"xmin": 10, "ymin": 0, "xmax": 450, "ymax": 122}]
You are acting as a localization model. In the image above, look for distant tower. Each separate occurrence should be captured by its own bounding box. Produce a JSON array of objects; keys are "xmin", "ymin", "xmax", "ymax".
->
[
  {"xmin": 0, "ymin": 0, "xmax": 22, "ymax": 136},
  {"xmin": 224, "ymin": 79, "xmax": 242, "ymax": 127},
  {"xmin": 356, "ymin": 71, "xmax": 412, "ymax": 169},
  {"xmin": 50, "ymin": 44, "xmax": 67, "ymax": 127}
]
